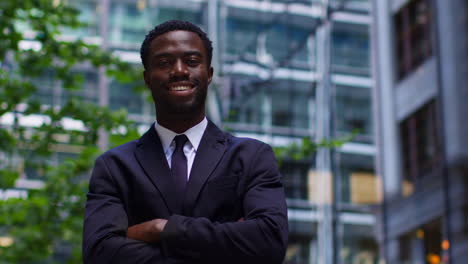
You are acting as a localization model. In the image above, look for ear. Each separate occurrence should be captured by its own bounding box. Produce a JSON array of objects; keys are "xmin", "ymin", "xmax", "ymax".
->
[
  {"xmin": 207, "ymin": 66, "xmax": 214, "ymax": 84},
  {"xmin": 143, "ymin": 70, "xmax": 150, "ymax": 87}
]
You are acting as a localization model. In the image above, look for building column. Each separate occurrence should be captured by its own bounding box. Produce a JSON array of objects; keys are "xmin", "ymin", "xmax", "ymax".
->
[
  {"xmin": 98, "ymin": 0, "xmax": 110, "ymax": 151},
  {"xmin": 371, "ymin": 0, "xmax": 402, "ymax": 262},
  {"xmin": 315, "ymin": 10, "xmax": 334, "ymax": 264}
]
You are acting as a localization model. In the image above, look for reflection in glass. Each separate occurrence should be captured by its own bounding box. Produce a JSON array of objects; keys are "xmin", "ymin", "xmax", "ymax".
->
[
  {"xmin": 271, "ymin": 84, "xmax": 311, "ymax": 129},
  {"xmin": 284, "ymin": 237, "xmax": 312, "ymax": 264},
  {"xmin": 337, "ymin": 153, "xmax": 378, "ymax": 205},
  {"xmin": 341, "ymin": 224, "xmax": 379, "ymax": 264},
  {"xmin": 332, "ymin": 23, "xmax": 370, "ymax": 76},
  {"xmin": 334, "ymin": 85, "xmax": 373, "ymax": 143},
  {"xmin": 225, "ymin": 18, "xmax": 260, "ymax": 61},
  {"xmin": 63, "ymin": 0, "xmax": 99, "ymax": 38},
  {"xmin": 109, "ymin": 81, "xmax": 143, "ymax": 115},
  {"xmin": 281, "ymin": 161, "xmax": 311, "ymax": 200}
]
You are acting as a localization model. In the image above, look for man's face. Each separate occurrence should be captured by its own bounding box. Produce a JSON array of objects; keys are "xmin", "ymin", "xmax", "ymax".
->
[{"xmin": 143, "ymin": 30, "xmax": 213, "ymax": 118}]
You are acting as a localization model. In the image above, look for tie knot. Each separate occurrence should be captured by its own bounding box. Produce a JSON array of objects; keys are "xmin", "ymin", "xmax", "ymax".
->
[{"xmin": 174, "ymin": 134, "xmax": 188, "ymax": 150}]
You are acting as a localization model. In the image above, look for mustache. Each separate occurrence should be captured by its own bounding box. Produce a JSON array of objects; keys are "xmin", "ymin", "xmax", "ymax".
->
[{"xmin": 167, "ymin": 76, "xmax": 199, "ymax": 86}]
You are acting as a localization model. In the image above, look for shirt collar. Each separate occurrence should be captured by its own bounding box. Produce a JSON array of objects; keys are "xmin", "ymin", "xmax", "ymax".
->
[{"xmin": 154, "ymin": 117, "xmax": 208, "ymax": 153}]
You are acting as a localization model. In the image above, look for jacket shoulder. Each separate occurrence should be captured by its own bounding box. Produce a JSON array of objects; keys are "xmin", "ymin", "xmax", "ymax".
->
[
  {"xmin": 98, "ymin": 139, "xmax": 139, "ymax": 160},
  {"xmin": 225, "ymin": 132, "xmax": 272, "ymax": 151},
  {"xmin": 208, "ymin": 120, "xmax": 269, "ymax": 149}
]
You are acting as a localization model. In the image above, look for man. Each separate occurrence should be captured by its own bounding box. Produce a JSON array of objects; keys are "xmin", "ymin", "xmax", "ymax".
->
[{"xmin": 83, "ymin": 20, "xmax": 288, "ymax": 264}]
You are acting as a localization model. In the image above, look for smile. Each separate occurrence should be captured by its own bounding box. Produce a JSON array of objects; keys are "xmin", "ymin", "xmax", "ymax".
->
[{"xmin": 170, "ymin": 85, "xmax": 192, "ymax": 91}]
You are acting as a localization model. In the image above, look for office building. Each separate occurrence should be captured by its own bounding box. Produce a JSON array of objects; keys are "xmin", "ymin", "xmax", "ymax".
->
[{"xmin": 372, "ymin": 0, "xmax": 468, "ymax": 263}]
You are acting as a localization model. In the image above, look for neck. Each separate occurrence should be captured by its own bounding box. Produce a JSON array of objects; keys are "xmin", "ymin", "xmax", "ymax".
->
[{"xmin": 156, "ymin": 112, "xmax": 205, "ymax": 134}]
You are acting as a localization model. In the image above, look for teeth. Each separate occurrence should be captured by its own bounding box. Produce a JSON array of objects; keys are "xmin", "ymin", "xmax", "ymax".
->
[{"xmin": 171, "ymin": 86, "xmax": 191, "ymax": 91}]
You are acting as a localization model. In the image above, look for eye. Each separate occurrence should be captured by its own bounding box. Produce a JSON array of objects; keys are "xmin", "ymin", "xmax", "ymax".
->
[
  {"xmin": 157, "ymin": 60, "xmax": 170, "ymax": 67},
  {"xmin": 185, "ymin": 57, "xmax": 201, "ymax": 66},
  {"xmin": 153, "ymin": 57, "xmax": 172, "ymax": 68}
]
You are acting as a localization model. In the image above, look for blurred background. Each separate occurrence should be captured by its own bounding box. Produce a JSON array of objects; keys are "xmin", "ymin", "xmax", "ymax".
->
[{"xmin": 0, "ymin": 0, "xmax": 467, "ymax": 263}]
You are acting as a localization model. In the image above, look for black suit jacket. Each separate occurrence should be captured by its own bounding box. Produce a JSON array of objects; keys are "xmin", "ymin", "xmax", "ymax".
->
[{"xmin": 83, "ymin": 121, "xmax": 288, "ymax": 263}]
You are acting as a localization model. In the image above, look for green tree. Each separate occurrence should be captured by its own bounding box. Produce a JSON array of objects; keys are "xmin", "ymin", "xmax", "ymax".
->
[
  {"xmin": 0, "ymin": 1, "xmax": 142, "ymax": 263},
  {"xmin": 273, "ymin": 134, "xmax": 356, "ymax": 166}
]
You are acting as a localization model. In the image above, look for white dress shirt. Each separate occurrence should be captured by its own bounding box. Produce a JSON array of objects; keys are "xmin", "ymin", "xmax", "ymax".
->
[{"xmin": 154, "ymin": 117, "xmax": 208, "ymax": 180}]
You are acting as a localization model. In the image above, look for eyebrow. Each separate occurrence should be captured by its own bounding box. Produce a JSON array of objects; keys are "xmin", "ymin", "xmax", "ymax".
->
[{"xmin": 151, "ymin": 51, "xmax": 203, "ymax": 60}]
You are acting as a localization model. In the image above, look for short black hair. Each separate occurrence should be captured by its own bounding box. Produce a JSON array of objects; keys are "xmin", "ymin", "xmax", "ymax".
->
[{"xmin": 140, "ymin": 20, "xmax": 213, "ymax": 70}]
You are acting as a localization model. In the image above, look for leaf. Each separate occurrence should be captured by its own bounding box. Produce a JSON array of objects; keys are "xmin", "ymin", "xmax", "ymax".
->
[{"xmin": 0, "ymin": 169, "xmax": 19, "ymax": 188}]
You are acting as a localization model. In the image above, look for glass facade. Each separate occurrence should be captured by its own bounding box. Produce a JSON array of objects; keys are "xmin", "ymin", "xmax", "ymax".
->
[
  {"xmin": 336, "ymin": 153, "xmax": 377, "ymax": 205},
  {"xmin": 63, "ymin": 0, "xmax": 99, "ymax": 38},
  {"xmin": 271, "ymin": 81, "xmax": 312, "ymax": 129},
  {"xmin": 281, "ymin": 160, "xmax": 311, "ymax": 201},
  {"xmin": 284, "ymin": 237, "xmax": 312, "ymax": 264},
  {"xmin": 332, "ymin": 23, "xmax": 370, "ymax": 76},
  {"xmin": 109, "ymin": 81, "xmax": 144, "ymax": 115},
  {"xmin": 334, "ymin": 85, "xmax": 373, "ymax": 143},
  {"xmin": 15, "ymin": 0, "xmax": 377, "ymax": 263},
  {"xmin": 340, "ymin": 224, "xmax": 379, "ymax": 264},
  {"xmin": 224, "ymin": 18, "xmax": 259, "ymax": 62}
]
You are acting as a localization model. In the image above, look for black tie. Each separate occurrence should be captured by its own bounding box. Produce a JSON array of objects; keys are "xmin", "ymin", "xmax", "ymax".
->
[{"xmin": 171, "ymin": 135, "xmax": 189, "ymax": 194}]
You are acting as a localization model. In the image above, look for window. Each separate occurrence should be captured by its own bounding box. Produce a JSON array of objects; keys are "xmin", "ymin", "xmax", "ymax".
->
[
  {"xmin": 226, "ymin": 78, "xmax": 313, "ymax": 133},
  {"xmin": 265, "ymin": 24, "xmax": 312, "ymax": 69},
  {"xmin": 64, "ymin": 0, "xmax": 99, "ymax": 38},
  {"xmin": 399, "ymin": 219, "xmax": 443, "ymax": 264},
  {"xmin": 394, "ymin": 0, "xmax": 433, "ymax": 80},
  {"xmin": 334, "ymin": 85, "xmax": 373, "ymax": 143},
  {"xmin": 340, "ymin": 224, "xmax": 379, "ymax": 263},
  {"xmin": 284, "ymin": 236, "xmax": 311, "ymax": 264},
  {"xmin": 108, "ymin": 5, "xmax": 202, "ymax": 46},
  {"xmin": 109, "ymin": 81, "xmax": 144, "ymax": 115},
  {"xmin": 224, "ymin": 18, "xmax": 260, "ymax": 61},
  {"xmin": 227, "ymin": 77, "xmax": 266, "ymax": 126},
  {"xmin": 109, "ymin": 2, "xmax": 150, "ymax": 46},
  {"xmin": 331, "ymin": 23, "xmax": 370, "ymax": 76},
  {"xmin": 281, "ymin": 161, "xmax": 311, "ymax": 200},
  {"xmin": 224, "ymin": 18, "xmax": 313, "ymax": 69},
  {"xmin": 271, "ymin": 81, "xmax": 312, "ymax": 129},
  {"xmin": 156, "ymin": 7, "xmax": 202, "ymax": 26},
  {"xmin": 336, "ymin": 153, "xmax": 378, "ymax": 205},
  {"xmin": 400, "ymin": 100, "xmax": 440, "ymax": 196}
]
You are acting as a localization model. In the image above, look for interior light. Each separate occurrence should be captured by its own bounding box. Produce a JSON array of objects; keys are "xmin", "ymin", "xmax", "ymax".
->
[
  {"xmin": 426, "ymin": 253, "xmax": 440, "ymax": 264},
  {"xmin": 416, "ymin": 229, "xmax": 424, "ymax": 239},
  {"xmin": 442, "ymin": 239, "xmax": 450, "ymax": 250}
]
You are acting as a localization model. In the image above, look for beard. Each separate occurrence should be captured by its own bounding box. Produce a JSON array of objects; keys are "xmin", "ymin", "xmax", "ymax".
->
[
  {"xmin": 152, "ymin": 81, "xmax": 208, "ymax": 117},
  {"xmin": 161, "ymin": 89, "xmax": 206, "ymax": 114}
]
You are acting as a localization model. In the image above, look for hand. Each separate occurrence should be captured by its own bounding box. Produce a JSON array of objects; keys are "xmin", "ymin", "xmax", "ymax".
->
[{"xmin": 127, "ymin": 218, "xmax": 167, "ymax": 243}]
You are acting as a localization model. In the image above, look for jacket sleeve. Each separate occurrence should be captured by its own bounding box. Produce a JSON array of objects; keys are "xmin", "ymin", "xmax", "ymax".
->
[
  {"xmin": 159, "ymin": 143, "xmax": 289, "ymax": 264},
  {"xmin": 83, "ymin": 156, "xmax": 168, "ymax": 264}
]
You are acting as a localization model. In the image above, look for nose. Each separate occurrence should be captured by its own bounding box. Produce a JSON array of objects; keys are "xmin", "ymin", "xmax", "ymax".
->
[{"xmin": 170, "ymin": 59, "xmax": 189, "ymax": 78}]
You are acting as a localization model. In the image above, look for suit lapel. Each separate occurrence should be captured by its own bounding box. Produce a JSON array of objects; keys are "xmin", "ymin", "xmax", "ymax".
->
[
  {"xmin": 134, "ymin": 126, "xmax": 178, "ymax": 214},
  {"xmin": 183, "ymin": 121, "xmax": 227, "ymax": 215}
]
